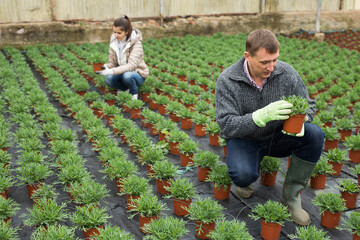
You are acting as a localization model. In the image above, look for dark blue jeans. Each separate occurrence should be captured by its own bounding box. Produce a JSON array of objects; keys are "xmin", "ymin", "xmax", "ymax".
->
[
  {"xmin": 226, "ymin": 123, "xmax": 324, "ymax": 187},
  {"xmin": 105, "ymin": 71, "xmax": 145, "ymax": 95}
]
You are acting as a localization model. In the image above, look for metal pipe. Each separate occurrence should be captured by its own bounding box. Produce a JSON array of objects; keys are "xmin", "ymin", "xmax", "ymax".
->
[
  {"xmin": 315, "ymin": 0, "xmax": 322, "ymax": 33},
  {"xmin": 159, "ymin": 0, "xmax": 164, "ymax": 27}
]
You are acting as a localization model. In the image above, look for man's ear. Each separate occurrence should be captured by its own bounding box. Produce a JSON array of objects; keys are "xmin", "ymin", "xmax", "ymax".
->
[{"xmin": 244, "ymin": 51, "xmax": 250, "ymax": 61}]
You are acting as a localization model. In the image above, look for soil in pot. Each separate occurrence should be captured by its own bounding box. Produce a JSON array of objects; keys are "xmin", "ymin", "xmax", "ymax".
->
[{"xmin": 283, "ymin": 114, "xmax": 305, "ymax": 134}]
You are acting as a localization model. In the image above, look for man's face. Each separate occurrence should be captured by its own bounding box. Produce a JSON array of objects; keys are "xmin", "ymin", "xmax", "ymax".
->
[
  {"xmin": 244, "ymin": 47, "xmax": 279, "ymax": 80},
  {"xmin": 113, "ymin": 26, "xmax": 128, "ymax": 42}
]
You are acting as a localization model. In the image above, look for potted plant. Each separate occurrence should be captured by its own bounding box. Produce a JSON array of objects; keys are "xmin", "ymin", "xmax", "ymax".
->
[
  {"xmin": 193, "ymin": 112, "xmax": 209, "ymax": 137},
  {"xmin": 0, "ymin": 197, "xmax": 20, "ymax": 223},
  {"xmin": 344, "ymin": 135, "xmax": 360, "ymax": 163},
  {"xmin": 138, "ymin": 84, "xmax": 153, "ymax": 103},
  {"xmin": 154, "ymin": 95, "xmax": 170, "ymax": 115},
  {"xmin": 338, "ymin": 178, "xmax": 360, "ymax": 209},
  {"xmin": 83, "ymin": 91, "xmax": 100, "ymax": 106},
  {"xmin": 150, "ymin": 160, "xmax": 178, "ymax": 194},
  {"xmin": 23, "ymin": 197, "xmax": 68, "ymax": 228},
  {"xmin": 101, "ymin": 158, "xmax": 137, "ymax": 192},
  {"xmin": 89, "ymin": 52, "xmax": 106, "ymax": 72},
  {"xmin": 177, "ymin": 106, "xmax": 194, "ymax": 130},
  {"xmin": 166, "ymin": 100, "xmax": 182, "ymax": 122},
  {"xmin": 142, "ymin": 216, "xmax": 189, "ymax": 239},
  {"xmin": 206, "ymin": 121, "xmax": 221, "ymax": 146},
  {"xmin": 30, "ymin": 224, "xmax": 79, "ymax": 240},
  {"xmin": 67, "ymin": 178, "xmax": 110, "ymax": 206},
  {"xmin": 118, "ymin": 175, "xmax": 151, "ymax": 210},
  {"xmin": 250, "ymin": 200, "xmax": 291, "ymax": 240},
  {"xmin": 115, "ymin": 91, "xmax": 132, "ymax": 111},
  {"xmin": 101, "ymin": 104, "xmax": 118, "ymax": 125},
  {"xmin": 186, "ymin": 197, "xmax": 225, "ymax": 239},
  {"xmin": 30, "ymin": 184, "xmax": 59, "ymax": 203},
  {"xmin": 0, "ymin": 174, "xmax": 15, "ymax": 199},
  {"xmin": 164, "ymin": 177, "xmax": 197, "ymax": 216},
  {"xmin": 193, "ymin": 150, "xmax": 220, "ymax": 182},
  {"xmin": 128, "ymin": 192, "xmax": 168, "ymax": 233},
  {"xmin": 70, "ymin": 204, "xmax": 111, "ymax": 239},
  {"xmin": 281, "ymin": 95, "xmax": 309, "ymax": 134},
  {"xmin": 338, "ymin": 211, "xmax": 360, "ymax": 240},
  {"xmin": 17, "ymin": 162, "xmax": 52, "ymax": 198},
  {"xmin": 322, "ymin": 126, "xmax": 341, "ymax": 151},
  {"xmin": 206, "ymin": 163, "xmax": 233, "ymax": 200},
  {"xmin": 326, "ymin": 148, "xmax": 348, "ymax": 176},
  {"xmin": 124, "ymin": 99, "xmax": 144, "ymax": 119},
  {"xmin": 288, "ymin": 225, "xmax": 330, "ymax": 240},
  {"xmin": 335, "ymin": 117, "xmax": 355, "ymax": 141},
  {"xmin": 260, "ymin": 156, "xmax": 281, "ymax": 186},
  {"xmin": 310, "ymin": 156, "xmax": 335, "ymax": 189},
  {"xmin": 94, "ymin": 224, "xmax": 135, "ymax": 240},
  {"xmin": 153, "ymin": 119, "xmax": 177, "ymax": 142},
  {"xmin": 0, "ymin": 221, "xmax": 20, "ymax": 240},
  {"xmin": 138, "ymin": 146, "xmax": 167, "ymax": 177},
  {"xmin": 57, "ymin": 164, "xmax": 91, "ymax": 189},
  {"xmin": 178, "ymin": 138, "xmax": 199, "ymax": 167},
  {"xmin": 0, "ymin": 150, "xmax": 11, "ymax": 168},
  {"xmin": 103, "ymin": 92, "xmax": 116, "ymax": 106},
  {"xmin": 312, "ymin": 192, "xmax": 347, "ymax": 229},
  {"xmin": 208, "ymin": 219, "xmax": 253, "ymax": 240},
  {"xmin": 165, "ymin": 129, "xmax": 188, "ymax": 155}
]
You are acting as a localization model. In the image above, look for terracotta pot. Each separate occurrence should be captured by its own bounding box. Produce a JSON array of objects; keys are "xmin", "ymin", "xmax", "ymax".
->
[
  {"xmin": 93, "ymin": 62, "xmax": 103, "ymax": 72},
  {"xmin": 76, "ymin": 90, "xmax": 86, "ymax": 96},
  {"xmin": 0, "ymin": 190, "xmax": 7, "ymax": 199},
  {"xmin": 129, "ymin": 108, "xmax": 141, "ymax": 119},
  {"xmin": 26, "ymin": 182, "xmax": 44, "ymax": 199},
  {"xmin": 310, "ymin": 174, "xmax": 327, "ymax": 189},
  {"xmin": 1, "ymin": 148, "xmax": 8, "ymax": 151},
  {"xmin": 148, "ymin": 124, "xmax": 158, "ymax": 135},
  {"xmin": 198, "ymin": 167, "xmax": 211, "ymax": 182},
  {"xmin": 323, "ymin": 122, "xmax": 332, "ymax": 128},
  {"xmin": 340, "ymin": 191, "xmax": 359, "ymax": 209},
  {"xmin": 105, "ymin": 115, "xmax": 114, "ymax": 125},
  {"xmin": 120, "ymin": 135, "xmax": 127, "ymax": 144},
  {"xmin": 329, "ymin": 161, "xmax": 343, "ymax": 176},
  {"xmin": 260, "ymin": 219, "xmax": 282, "ymax": 240},
  {"xmin": 156, "ymin": 179, "xmax": 171, "ymax": 194},
  {"xmin": 115, "ymin": 177, "xmax": 124, "ymax": 192},
  {"xmin": 339, "ymin": 129, "xmax": 352, "ymax": 141},
  {"xmin": 354, "ymin": 233, "xmax": 360, "ymax": 240},
  {"xmin": 159, "ymin": 131, "xmax": 166, "ymax": 141},
  {"xmin": 178, "ymin": 75, "xmax": 186, "ymax": 82},
  {"xmin": 323, "ymin": 139, "xmax": 339, "ymax": 151},
  {"xmin": 169, "ymin": 112, "xmax": 180, "ymax": 122},
  {"xmin": 223, "ymin": 146, "xmax": 227, "ymax": 157},
  {"xmin": 139, "ymin": 215, "xmax": 158, "ymax": 233},
  {"xmin": 173, "ymin": 198, "xmax": 191, "ymax": 216},
  {"xmin": 181, "ymin": 118, "xmax": 192, "ymax": 130},
  {"xmin": 169, "ymin": 142, "xmax": 180, "ymax": 155},
  {"xmin": 146, "ymin": 164, "xmax": 155, "ymax": 178},
  {"xmin": 126, "ymin": 194, "xmax": 140, "ymax": 210},
  {"xmin": 158, "ymin": 104, "xmax": 167, "ymax": 115},
  {"xmin": 349, "ymin": 150, "xmax": 360, "ymax": 163},
  {"xmin": 149, "ymin": 100, "xmax": 158, "ymax": 110},
  {"xmin": 213, "ymin": 184, "xmax": 231, "ymax": 200},
  {"xmin": 194, "ymin": 124, "xmax": 206, "ymax": 136},
  {"xmin": 260, "ymin": 171, "xmax": 278, "ymax": 186},
  {"xmin": 185, "ymin": 103, "xmax": 195, "ymax": 111},
  {"xmin": 180, "ymin": 153, "xmax": 194, "ymax": 167},
  {"xmin": 283, "ymin": 114, "xmax": 305, "ymax": 134},
  {"xmin": 141, "ymin": 92, "xmax": 150, "ymax": 102},
  {"xmin": 195, "ymin": 221, "xmax": 216, "ymax": 240},
  {"xmin": 209, "ymin": 134, "xmax": 220, "ymax": 146},
  {"xmin": 105, "ymin": 99, "xmax": 115, "ymax": 106},
  {"xmin": 83, "ymin": 224, "xmax": 104, "ymax": 239},
  {"xmin": 320, "ymin": 211, "xmax": 342, "ymax": 229},
  {"xmin": 122, "ymin": 104, "xmax": 130, "ymax": 112}
]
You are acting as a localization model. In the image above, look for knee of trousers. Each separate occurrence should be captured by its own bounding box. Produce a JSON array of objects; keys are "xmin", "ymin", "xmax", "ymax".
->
[
  {"xmin": 304, "ymin": 124, "xmax": 325, "ymax": 152},
  {"xmin": 121, "ymin": 72, "xmax": 134, "ymax": 86},
  {"xmin": 228, "ymin": 168, "xmax": 258, "ymax": 187}
]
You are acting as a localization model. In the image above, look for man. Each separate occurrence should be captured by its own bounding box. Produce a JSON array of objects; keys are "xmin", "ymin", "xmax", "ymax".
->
[{"xmin": 215, "ymin": 29, "xmax": 324, "ymax": 226}]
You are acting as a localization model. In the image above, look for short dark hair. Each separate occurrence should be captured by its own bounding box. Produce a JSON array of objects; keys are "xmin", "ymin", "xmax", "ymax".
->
[
  {"xmin": 246, "ymin": 29, "xmax": 280, "ymax": 56},
  {"xmin": 113, "ymin": 15, "xmax": 132, "ymax": 41}
]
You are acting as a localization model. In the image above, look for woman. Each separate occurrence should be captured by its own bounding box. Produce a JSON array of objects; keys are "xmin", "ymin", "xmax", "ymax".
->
[{"xmin": 97, "ymin": 15, "xmax": 149, "ymax": 99}]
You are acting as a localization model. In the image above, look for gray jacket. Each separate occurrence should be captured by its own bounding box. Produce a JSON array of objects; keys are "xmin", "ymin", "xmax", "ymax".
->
[{"xmin": 215, "ymin": 57, "xmax": 315, "ymax": 141}]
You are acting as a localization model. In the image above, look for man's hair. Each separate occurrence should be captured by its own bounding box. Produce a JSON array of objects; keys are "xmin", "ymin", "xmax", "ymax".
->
[
  {"xmin": 113, "ymin": 15, "xmax": 132, "ymax": 41},
  {"xmin": 245, "ymin": 29, "xmax": 280, "ymax": 56}
]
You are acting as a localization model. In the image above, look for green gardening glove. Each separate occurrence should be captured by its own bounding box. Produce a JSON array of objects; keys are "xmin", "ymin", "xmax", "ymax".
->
[{"xmin": 252, "ymin": 100, "xmax": 293, "ymax": 127}]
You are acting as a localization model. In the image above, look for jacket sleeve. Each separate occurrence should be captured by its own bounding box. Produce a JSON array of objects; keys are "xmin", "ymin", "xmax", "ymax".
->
[
  {"xmin": 215, "ymin": 74, "xmax": 260, "ymax": 139},
  {"xmin": 112, "ymin": 41, "xmax": 144, "ymax": 75}
]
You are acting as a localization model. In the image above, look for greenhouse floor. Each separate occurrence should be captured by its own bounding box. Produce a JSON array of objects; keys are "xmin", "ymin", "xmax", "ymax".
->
[{"xmin": 4, "ymin": 54, "xmax": 357, "ymax": 240}]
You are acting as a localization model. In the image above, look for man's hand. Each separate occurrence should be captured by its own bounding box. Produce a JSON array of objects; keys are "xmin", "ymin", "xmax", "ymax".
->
[
  {"xmin": 252, "ymin": 100, "xmax": 293, "ymax": 127},
  {"xmin": 96, "ymin": 65, "xmax": 113, "ymax": 76}
]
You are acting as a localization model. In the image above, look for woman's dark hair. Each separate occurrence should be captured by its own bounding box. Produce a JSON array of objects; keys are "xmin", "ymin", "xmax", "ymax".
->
[
  {"xmin": 113, "ymin": 15, "xmax": 132, "ymax": 41},
  {"xmin": 246, "ymin": 29, "xmax": 280, "ymax": 56}
]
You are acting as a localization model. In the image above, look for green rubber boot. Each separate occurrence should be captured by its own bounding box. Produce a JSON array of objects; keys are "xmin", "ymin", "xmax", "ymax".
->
[{"xmin": 281, "ymin": 154, "xmax": 316, "ymax": 226}]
